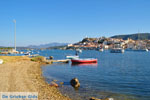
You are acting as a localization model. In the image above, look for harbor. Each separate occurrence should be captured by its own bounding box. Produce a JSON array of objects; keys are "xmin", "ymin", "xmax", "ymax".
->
[
  {"xmin": 41, "ymin": 49, "xmax": 150, "ymax": 100},
  {"xmin": 0, "ymin": 48, "xmax": 150, "ymax": 100},
  {"xmin": 1, "ymin": 49, "xmax": 149, "ymax": 100},
  {"xmin": 1, "ymin": 0, "xmax": 150, "ymax": 100}
]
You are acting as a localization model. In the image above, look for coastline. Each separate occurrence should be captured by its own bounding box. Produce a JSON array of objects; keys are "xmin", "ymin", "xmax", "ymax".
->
[{"xmin": 0, "ymin": 56, "xmax": 70, "ymax": 100}]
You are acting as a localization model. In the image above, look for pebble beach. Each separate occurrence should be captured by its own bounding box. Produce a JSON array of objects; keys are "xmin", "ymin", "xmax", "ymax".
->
[{"xmin": 0, "ymin": 56, "xmax": 70, "ymax": 100}]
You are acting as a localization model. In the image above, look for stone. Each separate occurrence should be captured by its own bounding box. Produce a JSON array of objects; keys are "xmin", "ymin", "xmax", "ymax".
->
[
  {"xmin": 50, "ymin": 82, "xmax": 59, "ymax": 87},
  {"xmin": 100, "ymin": 98, "xmax": 114, "ymax": 100},
  {"xmin": 89, "ymin": 97, "xmax": 101, "ymax": 100},
  {"xmin": 52, "ymin": 79, "xmax": 58, "ymax": 82},
  {"xmin": 106, "ymin": 98, "xmax": 114, "ymax": 100},
  {"xmin": 45, "ymin": 61, "xmax": 52, "ymax": 64},
  {"xmin": 70, "ymin": 78, "xmax": 80, "ymax": 88},
  {"xmin": 49, "ymin": 56, "xmax": 53, "ymax": 60},
  {"xmin": 60, "ymin": 82, "xmax": 64, "ymax": 85}
]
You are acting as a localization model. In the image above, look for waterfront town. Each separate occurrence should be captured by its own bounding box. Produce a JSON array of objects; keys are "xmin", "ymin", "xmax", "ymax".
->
[
  {"xmin": 66, "ymin": 37, "xmax": 150, "ymax": 51},
  {"xmin": 1, "ymin": 36, "xmax": 150, "ymax": 54},
  {"xmin": 1, "ymin": 0, "xmax": 150, "ymax": 100}
]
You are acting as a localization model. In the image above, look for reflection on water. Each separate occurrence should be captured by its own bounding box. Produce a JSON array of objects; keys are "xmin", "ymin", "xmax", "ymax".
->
[{"xmin": 71, "ymin": 63, "xmax": 98, "ymax": 67}]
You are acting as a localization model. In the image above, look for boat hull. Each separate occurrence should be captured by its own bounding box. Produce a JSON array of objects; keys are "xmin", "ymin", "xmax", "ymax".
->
[
  {"xmin": 110, "ymin": 49, "xmax": 124, "ymax": 53},
  {"xmin": 126, "ymin": 49, "xmax": 149, "ymax": 52},
  {"xmin": 71, "ymin": 59, "xmax": 97, "ymax": 63}
]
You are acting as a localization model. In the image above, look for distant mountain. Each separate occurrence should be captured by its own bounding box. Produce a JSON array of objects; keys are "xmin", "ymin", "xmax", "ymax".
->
[
  {"xmin": 0, "ymin": 46, "xmax": 4, "ymax": 48},
  {"xmin": 111, "ymin": 33, "xmax": 150, "ymax": 40},
  {"xmin": 27, "ymin": 42, "xmax": 69, "ymax": 48}
]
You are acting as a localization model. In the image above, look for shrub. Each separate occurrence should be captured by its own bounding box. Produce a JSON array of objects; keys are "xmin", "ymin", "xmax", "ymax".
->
[{"xmin": 31, "ymin": 56, "xmax": 45, "ymax": 62}]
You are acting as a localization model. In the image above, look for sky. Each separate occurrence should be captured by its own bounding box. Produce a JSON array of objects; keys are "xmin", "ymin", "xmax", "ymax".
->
[{"xmin": 0, "ymin": 0, "xmax": 150, "ymax": 46}]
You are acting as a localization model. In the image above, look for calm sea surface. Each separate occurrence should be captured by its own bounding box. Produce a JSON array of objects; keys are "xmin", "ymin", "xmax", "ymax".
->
[{"xmin": 40, "ymin": 50, "xmax": 150, "ymax": 100}]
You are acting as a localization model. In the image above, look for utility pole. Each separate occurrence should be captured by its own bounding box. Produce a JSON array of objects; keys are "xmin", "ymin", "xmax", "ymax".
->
[{"xmin": 13, "ymin": 19, "xmax": 16, "ymax": 51}]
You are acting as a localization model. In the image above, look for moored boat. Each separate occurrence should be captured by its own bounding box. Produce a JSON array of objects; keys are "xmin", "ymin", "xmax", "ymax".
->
[
  {"xmin": 71, "ymin": 58, "xmax": 97, "ymax": 63},
  {"xmin": 110, "ymin": 48, "xmax": 124, "ymax": 53},
  {"xmin": 96, "ymin": 47, "xmax": 104, "ymax": 52},
  {"xmin": 30, "ymin": 54, "xmax": 39, "ymax": 57},
  {"xmin": 66, "ymin": 55, "xmax": 79, "ymax": 59},
  {"xmin": 24, "ymin": 52, "xmax": 31, "ymax": 56},
  {"xmin": 76, "ymin": 49, "xmax": 82, "ymax": 53},
  {"xmin": 99, "ymin": 48, "xmax": 104, "ymax": 52},
  {"xmin": 133, "ymin": 48, "xmax": 149, "ymax": 52},
  {"xmin": 126, "ymin": 48, "xmax": 149, "ymax": 52}
]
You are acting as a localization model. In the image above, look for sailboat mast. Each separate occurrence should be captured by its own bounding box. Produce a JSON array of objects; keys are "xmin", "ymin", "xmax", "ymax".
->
[{"xmin": 13, "ymin": 19, "xmax": 16, "ymax": 51}]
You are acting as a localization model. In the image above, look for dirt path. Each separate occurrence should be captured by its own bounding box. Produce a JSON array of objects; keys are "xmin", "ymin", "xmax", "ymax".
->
[{"xmin": 0, "ymin": 56, "xmax": 70, "ymax": 100}]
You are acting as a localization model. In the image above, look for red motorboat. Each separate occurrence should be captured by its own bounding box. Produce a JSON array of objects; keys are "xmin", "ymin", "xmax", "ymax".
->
[{"xmin": 71, "ymin": 58, "xmax": 98, "ymax": 63}]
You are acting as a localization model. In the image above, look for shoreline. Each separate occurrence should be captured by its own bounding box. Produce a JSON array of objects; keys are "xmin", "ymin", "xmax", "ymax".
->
[{"xmin": 0, "ymin": 56, "xmax": 70, "ymax": 100}]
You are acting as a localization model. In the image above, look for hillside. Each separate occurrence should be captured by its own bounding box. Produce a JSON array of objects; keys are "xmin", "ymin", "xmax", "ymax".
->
[
  {"xmin": 111, "ymin": 33, "xmax": 150, "ymax": 40},
  {"xmin": 27, "ymin": 42, "xmax": 69, "ymax": 48}
]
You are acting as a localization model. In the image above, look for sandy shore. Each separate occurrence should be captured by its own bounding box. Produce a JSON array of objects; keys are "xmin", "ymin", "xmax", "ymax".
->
[{"xmin": 0, "ymin": 56, "xmax": 70, "ymax": 100}]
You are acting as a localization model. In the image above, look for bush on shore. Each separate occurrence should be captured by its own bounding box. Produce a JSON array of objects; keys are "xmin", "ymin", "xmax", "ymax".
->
[{"xmin": 31, "ymin": 56, "xmax": 46, "ymax": 62}]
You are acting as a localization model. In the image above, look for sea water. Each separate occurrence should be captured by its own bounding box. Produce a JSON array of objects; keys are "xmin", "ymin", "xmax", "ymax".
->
[{"xmin": 41, "ymin": 50, "xmax": 150, "ymax": 100}]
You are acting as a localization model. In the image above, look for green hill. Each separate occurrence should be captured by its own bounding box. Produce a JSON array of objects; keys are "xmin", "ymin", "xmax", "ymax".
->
[{"xmin": 111, "ymin": 33, "xmax": 150, "ymax": 40}]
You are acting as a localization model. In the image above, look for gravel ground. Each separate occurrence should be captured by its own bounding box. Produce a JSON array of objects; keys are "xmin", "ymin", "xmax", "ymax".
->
[{"xmin": 0, "ymin": 56, "xmax": 70, "ymax": 100}]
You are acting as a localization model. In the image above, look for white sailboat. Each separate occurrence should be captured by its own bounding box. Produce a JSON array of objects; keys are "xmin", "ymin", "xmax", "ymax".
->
[
  {"xmin": 110, "ymin": 48, "xmax": 124, "ymax": 53},
  {"xmin": 110, "ymin": 43, "xmax": 124, "ymax": 53}
]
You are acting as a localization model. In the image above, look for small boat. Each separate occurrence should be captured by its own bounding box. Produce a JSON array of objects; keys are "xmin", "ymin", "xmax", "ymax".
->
[
  {"xmin": 128, "ymin": 48, "xmax": 149, "ymax": 52},
  {"xmin": 99, "ymin": 48, "xmax": 104, "ymax": 52},
  {"xmin": 110, "ymin": 48, "xmax": 124, "ymax": 53},
  {"xmin": 137, "ymin": 48, "xmax": 149, "ymax": 52},
  {"xmin": 76, "ymin": 49, "xmax": 82, "ymax": 53},
  {"xmin": 30, "ymin": 54, "xmax": 39, "ymax": 57},
  {"xmin": 96, "ymin": 47, "xmax": 104, "ymax": 52},
  {"xmin": 24, "ymin": 52, "xmax": 31, "ymax": 56},
  {"xmin": 19, "ymin": 51, "xmax": 24, "ymax": 54},
  {"xmin": 66, "ymin": 55, "xmax": 79, "ymax": 59},
  {"xmin": 0, "ymin": 59, "xmax": 3, "ymax": 64},
  {"xmin": 71, "ymin": 58, "xmax": 97, "ymax": 63}
]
